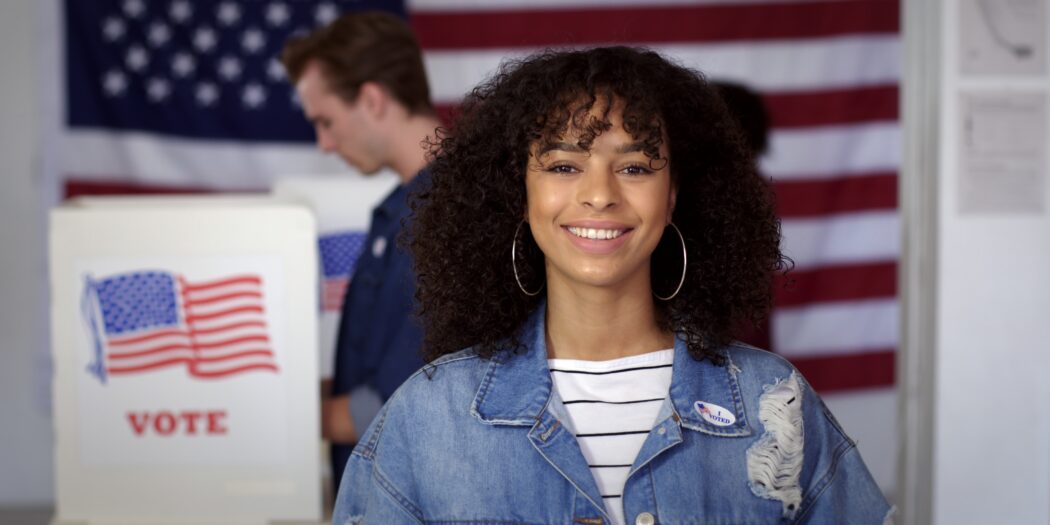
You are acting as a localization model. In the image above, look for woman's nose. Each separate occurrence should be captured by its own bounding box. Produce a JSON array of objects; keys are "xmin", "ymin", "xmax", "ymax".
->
[{"xmin": 577, "ymin": 170, "xmax": 620, "ymax": 211}]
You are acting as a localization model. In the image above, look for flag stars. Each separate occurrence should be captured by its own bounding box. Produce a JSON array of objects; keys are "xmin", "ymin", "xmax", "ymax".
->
[
  {"xmin": 171, "ymin": 52, "xmax": 196, "ymax": 78},
  {"xmin": 266, "ymin": 58, "xmax": 286, "ymax": 81},
  {"xmin": 147, "ymin": 77, "xmax": 172, "ymax": 102},
  {"xmin": 148, "ymin": 22, "xmax": 171, "ymax": 47},
  {"xmin": 126, "ymin": 45, "xmax": 149, "ymax": 72},
  {"xmin": 196, "ymin": 82, "xmax": 219, "ymax": 107},
  {"xmin": 216, "ymin": 2, "xmax": 242, "ymax": 26},
  {"xmin": 241, "ymin": 28, "xmax": 266, "ymax": 54},
  {"xmin": 242, "ymin": 83, "xmax": 267, "ymax": 109},
  {"xmin": 102, "ymin": 70, "xmax": 128, "ymax": 96},
  {"xmin": 266, "ymin": 2, "xmax": 290, "ymax": 27},
  {"xmin": 102, "ymin": 17, "xmax": 126, "ymax": 41},
  {"xmin": 315, "ymin": 2, "xmax": 339, "ymax": 26},
  {"xmin": 123, "ymin": 0, "xmax": 146, "ymax": 19},
  {"xmin": 169, "ymin": 0, "xmax": 192, "ymax": 24},
  {"xmin": 218, "ymin": 56, "xmax": 243, "ymax": 81},
  {"xmin": 193, "ymin": 27, "xmax": 218, "ymax": 53}
]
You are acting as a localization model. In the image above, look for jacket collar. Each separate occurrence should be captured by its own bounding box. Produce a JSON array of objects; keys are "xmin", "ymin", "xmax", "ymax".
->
[{"xmin": 470, "ymin": 302, "xmax": 753, "ymax": 437}]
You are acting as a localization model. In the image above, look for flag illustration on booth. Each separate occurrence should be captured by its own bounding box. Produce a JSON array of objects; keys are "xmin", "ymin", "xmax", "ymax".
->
[
  {"xmin": 318, "ymin": 231, "xmax": 367, "ymax": 312},
  {"xmin": 81, "ymin": 270, "xmax": 279, "ymax": 383}
]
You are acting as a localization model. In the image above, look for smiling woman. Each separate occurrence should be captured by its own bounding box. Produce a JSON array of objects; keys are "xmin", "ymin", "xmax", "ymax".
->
[{"xmin": 331, "ymin": 47, "xmax": 893, "ymax": 525}]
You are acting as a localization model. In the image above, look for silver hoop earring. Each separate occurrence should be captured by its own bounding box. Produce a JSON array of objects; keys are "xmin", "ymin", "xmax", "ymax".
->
[
  {"xmin": 512, "ymin": 221, "xmax": 544, "ymax": 297},
  {"xmin": 653, "ymin": 222, "xmax": 687, "ymax": 301}
]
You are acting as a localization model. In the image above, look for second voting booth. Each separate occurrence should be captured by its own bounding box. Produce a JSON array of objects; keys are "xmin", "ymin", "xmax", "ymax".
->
[{"xmin": 50, "ymin": 196, "xmax": 323, "ymax": 525}]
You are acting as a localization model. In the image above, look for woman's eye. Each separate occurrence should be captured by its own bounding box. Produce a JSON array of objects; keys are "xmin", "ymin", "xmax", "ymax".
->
[
  {"xmin": 548, "ymin": 164, "xmax": 577, "ymax": 174},
  {"xmin": 622, "ymin": 164, "xmax": 653, "ymax": 176}
]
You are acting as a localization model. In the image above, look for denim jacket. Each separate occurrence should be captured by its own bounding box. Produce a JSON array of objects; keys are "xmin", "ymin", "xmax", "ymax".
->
[{"xmin": 333, "ymin": 305, "xmax": 892, "ymax": 524}]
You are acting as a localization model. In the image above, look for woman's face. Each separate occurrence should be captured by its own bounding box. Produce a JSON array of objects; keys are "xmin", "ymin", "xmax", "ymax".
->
[{"xmin": 525, "ymin": 102, "xmax": 675, "ymax": 295}]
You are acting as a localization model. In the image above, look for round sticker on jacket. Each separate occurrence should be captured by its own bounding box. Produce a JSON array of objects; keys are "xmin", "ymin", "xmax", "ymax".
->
[{"xmin": 694, "ymin": 401, "xmax": 736, "ymax": 427}]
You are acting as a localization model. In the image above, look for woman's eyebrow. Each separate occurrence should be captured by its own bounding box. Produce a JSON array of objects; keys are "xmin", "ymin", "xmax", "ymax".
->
[
  {"xmin": 538, "ymin": 141, "xmax": 586, "ymax": 156},
  {"xmin": 615, "ymin": 142, "xmax": 647, "ymax": 154}
]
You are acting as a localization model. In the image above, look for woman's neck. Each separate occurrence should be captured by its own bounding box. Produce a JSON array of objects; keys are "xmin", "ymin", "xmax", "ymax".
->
[{"xmin": 544, "ymin": 275, "xmax": 674, "ymax": 361}]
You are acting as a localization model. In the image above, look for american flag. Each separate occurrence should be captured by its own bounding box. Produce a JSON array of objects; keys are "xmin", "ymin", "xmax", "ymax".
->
[
  {"xmin": 82, "ymin": 270, "xmax": 279, "ymax": 382},
  {"xmin": 49, "ymin": 0, "xmax": 899, "ymax": 393},
  {"xmin": 319, "ymin": 231, "xmax": 368, "ymax": 312}
]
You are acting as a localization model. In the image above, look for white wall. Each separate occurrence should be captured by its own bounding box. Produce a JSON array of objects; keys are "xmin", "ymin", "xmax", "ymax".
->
[
  {"xmin": 919, "ymin": 1, "xmax": 1050, "ymax": 524},
  {"xmin": 0, "ymin": 0, "xmax": 55, "ymax": 506}
]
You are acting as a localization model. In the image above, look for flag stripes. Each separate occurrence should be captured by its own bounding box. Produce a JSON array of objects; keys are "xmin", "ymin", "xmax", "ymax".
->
[{"xmin": 410, "ymin": 1, "xmax": 898, "ymax": 49}]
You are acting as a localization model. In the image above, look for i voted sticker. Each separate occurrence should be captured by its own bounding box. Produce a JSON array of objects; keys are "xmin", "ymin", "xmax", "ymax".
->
[{"xmin": 694, "ymin": 401, "xmax": 736, "ymax": 427}]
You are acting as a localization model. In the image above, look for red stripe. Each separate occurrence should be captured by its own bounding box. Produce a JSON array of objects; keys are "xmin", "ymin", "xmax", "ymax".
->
[
  {"xmin": 184, "ymin": 291, "xmax": 263, "ymax": 306},
  {"xmin": 194, "ymin": 350, "xmax": 274, "ymax": 363},
  {"xmin": 64, "ymin": 179, "xmax": 214, "ymax": 199},
  {"xmin": 773, "ymin": 172, "xmax": 898, "ymax": 218},
  {"xmin": 193, "ymin": 335, "xmax": 270, "ymax": 350},
  {"xmin": 189, "ymin": 320, "xmax": 266, "ymax": 336},
  {"xmin": 108, "ymin": 357, "xmax": 191, "ymax": 374},
  {"xmin": 189, "ymin": 363, "xmax": 279, "ymax": 378},
  {"xmin": 184, "ymin": 305, "xmax": 264, "ymax": 323},
  {"xmin": 182, "ymin": 276, "xmax": 262, "ymax": 292},
  {"xmin": 775, "ymin": 262, "xmax": 897, "ymax": 307},
  {"xmin": 436, "ymin": 86, "xmax": 897, "ymax": 130},
  {"xmin": 786, "ymin": 349, "xmax": 895, "ymax": 391},
  {"xmin": 108, "ymin": 344, "xmax": 192, "ymax": 360},
  {"xmin": 413, "ymin": 1, "xmax": 899, "ymax": 50},
  {"xmin": 108, "ymin": 329, "xmax": 187, "ymax": 346},
  {"xmin": 765, "ymin": 85, "xmax": 898, "ymax": 129}
]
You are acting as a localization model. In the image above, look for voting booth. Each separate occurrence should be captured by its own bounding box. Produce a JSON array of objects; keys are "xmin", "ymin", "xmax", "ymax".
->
[
  {"xmin": 272, "ymin": 174, "xmax": 397, "ymax": 434},
  {"xmin": 50, "ymin": 196, "xmax": 323, "ymax": 525}
]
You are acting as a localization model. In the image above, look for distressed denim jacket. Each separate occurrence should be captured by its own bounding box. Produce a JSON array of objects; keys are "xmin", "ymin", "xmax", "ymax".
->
[{"xmin": 333, "ymin": 305, "xmax": 892, "ymax": 525}]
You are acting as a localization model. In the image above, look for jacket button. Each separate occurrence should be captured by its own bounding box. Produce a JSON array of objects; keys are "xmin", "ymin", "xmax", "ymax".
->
[{"xmin": 635, "ymin": 512, "xmax": 655, "ymax": 525}]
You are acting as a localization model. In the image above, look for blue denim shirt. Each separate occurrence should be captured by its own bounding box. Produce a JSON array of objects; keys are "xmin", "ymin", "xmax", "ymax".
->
[
  {"xmin": 331, "ymin": 170, "xmax": 429, "ymax": 491},
  {"xmin": 334, "ymin": 305, "xmax": 892, "ymax": 524}
]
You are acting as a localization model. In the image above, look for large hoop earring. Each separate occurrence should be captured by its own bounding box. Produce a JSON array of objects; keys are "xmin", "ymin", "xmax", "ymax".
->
[
  {"xmin": 653, "ymin": 222, "xmax": 687, "ymax": 301},
  {"xmin": 512, "ymin": 221, "xmax": 544, "ymax": 296}
]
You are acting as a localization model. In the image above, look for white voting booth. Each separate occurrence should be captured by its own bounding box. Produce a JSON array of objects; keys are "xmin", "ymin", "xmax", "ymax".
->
[
  {"xmin": 272, "ymin": 174, "xmax": 398, "ymax": 435},
  {"xmin": 50, "ymin": 196, "xmax": 323, "ymax": 525}
]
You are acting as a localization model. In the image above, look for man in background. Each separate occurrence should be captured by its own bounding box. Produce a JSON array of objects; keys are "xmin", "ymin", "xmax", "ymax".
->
[{"xmin": 281, "ymin": 11, "xmax": 439, "ymax": 494}]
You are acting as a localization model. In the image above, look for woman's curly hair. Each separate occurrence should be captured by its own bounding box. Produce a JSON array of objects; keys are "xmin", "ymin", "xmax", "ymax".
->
[{"xmin": 409, "ymin": 46, "xmax": 789, "ymax": 364}]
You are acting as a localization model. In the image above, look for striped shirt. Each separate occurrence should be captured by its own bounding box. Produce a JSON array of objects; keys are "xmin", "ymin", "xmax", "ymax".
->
[{"xmin": 549, "ymin": 349, "xmax": 674, "ymax": 525}]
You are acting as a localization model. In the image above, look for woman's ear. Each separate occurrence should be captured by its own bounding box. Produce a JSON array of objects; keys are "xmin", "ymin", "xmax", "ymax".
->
[{"xmin": 667, "ymin": 186, "xmax": 678, "ymax": 223}]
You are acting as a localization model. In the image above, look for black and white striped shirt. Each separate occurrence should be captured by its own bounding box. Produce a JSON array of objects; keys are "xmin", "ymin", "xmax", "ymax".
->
[{"xmin": 549, "ymin": 349, "xmax": 674, "ymax": 525}]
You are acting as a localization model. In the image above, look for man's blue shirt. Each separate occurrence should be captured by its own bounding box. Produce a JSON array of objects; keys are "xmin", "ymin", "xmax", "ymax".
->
[{"xmin": 330, "ymin": 170, "xmax": 428, "ymax": 490}]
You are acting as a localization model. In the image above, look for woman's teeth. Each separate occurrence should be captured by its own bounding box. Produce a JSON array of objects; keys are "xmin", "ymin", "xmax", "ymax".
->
[{"xmin": 567, "ymin": 226, "xmax": 625, "ymax": 240}]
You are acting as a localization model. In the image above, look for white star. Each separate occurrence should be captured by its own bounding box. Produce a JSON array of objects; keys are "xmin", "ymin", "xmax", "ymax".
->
[
  {"xmin": 193, "ymin": 27, "xmax": 217, "ymax": 53},
  {"xmin": 242, "ymin": 83, "xmax": 267, "ymax": 109},
  {"xmin": 102, "ymin": 17, "xmax": 125, "ymax": 41},
  {"xmin": 217, "ymin": 56, "xmax": 242, "ymax": 81},
  {"xmin": 103, "ymin": 70, "xmax": 128, "ymax": 96},
  {"xmin": 126, "ymin": 45, "xmax": 149, "ymax": 71},
  {"xmin": 266, "ymin": 2, "xmax": 290, "ymax": 27},
  {"xmin": 169, "ymin": 0, "xmax": 192, "ymax": 23},
  {"xmin": 123, "ymin": 0, "xmax": 146, "ymax": 19},
  {"xmin": 241, "ymin": 28, "xmax": 266, "ymax": 54},
  {"xmin": 147, "ymin": 77, "xmax": 171, "ymax": 101},
  {"xmin": 148, "ymin": 22, "xmax": 171, "ymax": 47},
  {"xmin": 315, "ymin": 3, "xmax": 339, "ymax": 26},
  {"xmin": 196, "ymin": 82, "xmax": 219, "ymax": 107},
  {"xmin": 171, "ymin": 52, "xmax": 196, "ymax": 77},
  {"xmin": 216, "ymin": 2, "xmax": 242, "ymax": 26},
  {"xmin": 266, "ymin": 58, "xmax": 286, "ymax": 81}
]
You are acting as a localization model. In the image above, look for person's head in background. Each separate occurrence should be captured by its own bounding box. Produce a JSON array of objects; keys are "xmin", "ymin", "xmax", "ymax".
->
[
  {"xmin": 712, "ymin": 81, "xmax": 770, "ymax": 159},
  {"xmin": 281, "ymin": 11, "xmax": 438, "ymax": 183}
]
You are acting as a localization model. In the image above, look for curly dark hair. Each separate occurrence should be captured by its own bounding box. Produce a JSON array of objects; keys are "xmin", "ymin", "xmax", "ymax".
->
[{"xmin": 409, "ymin": 46, "xmax": 789, "ymax": 364}]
